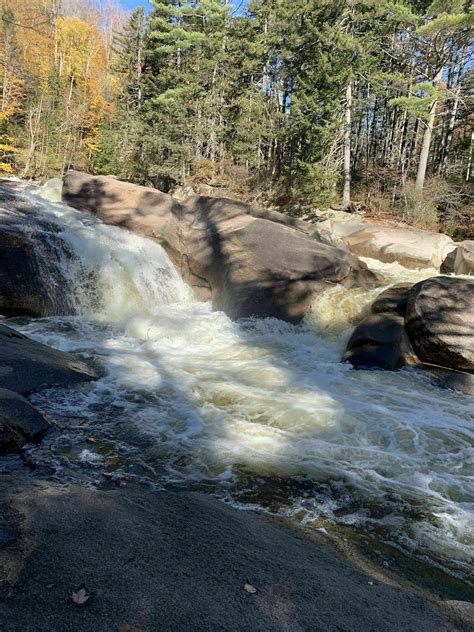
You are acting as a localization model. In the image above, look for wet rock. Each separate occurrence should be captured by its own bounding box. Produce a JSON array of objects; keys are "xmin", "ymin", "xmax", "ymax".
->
[
  {"xmin": 0, "ymin": 324, "xmax": 97, "ymax": 395},
  {"xmin": 63, "ymin": 171, "xmax": 376, "ymax": 322},
  {"xmin": 0, "ymin": 183, "xmax": 73, "ymax": 317},
  {"xmin": 180, "ymin": 196, "xmax": 375, "ymax": 321},
  {"xmin": 0, "ymin": 388, "xmax": 50, "ymax": 452},
  {"xmin": 62, "ymin": 170, "xmax": 184, "ymax": 263},
  {"xmin": 343, "ymin": 312, "xmax": 418, "ymax": 370},
  {"xmin": 418, "ymin": 365, "xmax": 474, "ymax": 397},
  {"xmin": 405, "ymin": 277, "xmax": 474, "ymax": 372},
  {"xmin": 370, "ymin": 284, "xmax": 413, "ymax": 315}
]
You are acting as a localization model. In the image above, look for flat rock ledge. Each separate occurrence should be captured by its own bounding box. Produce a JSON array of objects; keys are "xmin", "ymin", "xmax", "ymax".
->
[{"xmin": 0, "ymin": 475, "xmax": 472, "ymax": 632}]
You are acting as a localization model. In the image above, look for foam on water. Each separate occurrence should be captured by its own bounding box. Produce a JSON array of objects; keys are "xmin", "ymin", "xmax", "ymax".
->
[{"xmin": 7, "ymin": 182, "xmax": 474, "ymax": 578}]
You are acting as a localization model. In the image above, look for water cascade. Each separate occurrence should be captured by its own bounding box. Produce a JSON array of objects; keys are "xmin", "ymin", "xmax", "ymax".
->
[{"xmin": 3, "ymin": 181, "xmax": 473, "ymax": 579}]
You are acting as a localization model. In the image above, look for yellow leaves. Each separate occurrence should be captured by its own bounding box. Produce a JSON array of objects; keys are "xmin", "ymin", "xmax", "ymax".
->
[
  {"xmin": 82, "ymin": 138, "xmax": 101, "ymax": 154},
  {"xmin": 0, "ymin": 143, "xmax": 18, "ymax": 153},
  {"xmin": 0, "ymin": 162, "xmax": 13, "ymax": 173},
  {"xmin": 56, "ymin": 16, "xmax": 107, "ymax": 86}
]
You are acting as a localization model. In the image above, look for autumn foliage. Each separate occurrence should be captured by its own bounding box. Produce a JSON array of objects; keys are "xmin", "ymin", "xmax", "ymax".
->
[{"xmin": 0, "ymin": 0, "xmax": 124, "ymax": 177}]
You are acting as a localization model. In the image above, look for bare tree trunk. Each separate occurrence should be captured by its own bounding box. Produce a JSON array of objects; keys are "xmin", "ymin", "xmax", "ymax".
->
[
  {"xmin": 342, "ymin": 80, "xmax": 352, "ymax": 208},
  {"xmin": 466, "ymin": 130, "xmax": 473, "ymax": 182},
  {"xmin": 415, "ymin": 66, "xmax": 442, "ymax": 193},
  {"xmin": 439, "ymin": 82, "xmax": 461, "ymax": 175}
]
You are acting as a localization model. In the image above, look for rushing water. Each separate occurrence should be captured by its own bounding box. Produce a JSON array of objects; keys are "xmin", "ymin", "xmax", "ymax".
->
[{"xmin": 2, "ymin": 181, "xmax": 473, "ymax": 580}]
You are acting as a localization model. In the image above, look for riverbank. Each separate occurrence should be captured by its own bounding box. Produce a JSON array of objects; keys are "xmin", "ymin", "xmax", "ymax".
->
[{"xmin": 0, "ymin": 473, "xmax": 472, "ymax": 632}]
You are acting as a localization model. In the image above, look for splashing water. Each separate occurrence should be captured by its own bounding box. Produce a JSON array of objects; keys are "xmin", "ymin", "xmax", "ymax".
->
[{"xmin": 4, "ymin": 181, "xmax": 473, "ymax": 580}]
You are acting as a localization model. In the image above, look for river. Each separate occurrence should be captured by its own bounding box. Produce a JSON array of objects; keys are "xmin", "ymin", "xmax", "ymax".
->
[{"xmin": 2, "ymin": 180, "xmax": 473, "ymax": 582}]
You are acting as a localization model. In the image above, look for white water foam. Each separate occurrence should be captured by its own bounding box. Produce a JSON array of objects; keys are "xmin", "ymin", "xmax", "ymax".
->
[{"xmin": 9, "ymin": 182, "xmax": 474, "ymax": 578}]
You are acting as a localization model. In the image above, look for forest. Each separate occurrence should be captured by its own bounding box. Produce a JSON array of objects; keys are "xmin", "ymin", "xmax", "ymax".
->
[{"xmin": 0, "ymin": 0, "xmax": 472, "ymax": 235}]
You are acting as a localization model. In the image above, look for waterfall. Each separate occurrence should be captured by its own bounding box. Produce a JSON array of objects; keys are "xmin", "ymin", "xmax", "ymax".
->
[
  {"xmin": 12, "ymin": 181, "xmax": 192, "ymax": 321},
  {"xmin": 3, "ymin": 180, "xmax": 472, "ymax": 581}
]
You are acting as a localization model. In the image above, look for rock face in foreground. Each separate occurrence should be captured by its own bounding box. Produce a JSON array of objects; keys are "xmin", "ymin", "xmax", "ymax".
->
[
  {"xmin": 0, "ymin": 476, "xmax": 468, "ymax": 632},
  {"xmin": 0, "ymin": 388, "xmax": 51, "ymax": 452},
  {"xmin": 344, "ymin": 277, "xmax": 474, "ymax": 395},
  {"xmin": 0, "ymin": 324, "xmax": 97, "ymax": 395},
  {"xmin": 405, "ymin": 277, "xmax": 474, "ymax": 372},
  {"xmin": 63, "ymin": 171, "xmax": 376, "ymax": 321}
]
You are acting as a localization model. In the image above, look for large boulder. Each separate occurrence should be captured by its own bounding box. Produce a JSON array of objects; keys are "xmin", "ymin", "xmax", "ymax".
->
[
  {"xmin": 63, "ymin": 171, "xmax": 376, "ymax": 322},
  {"xmin": 318, "ymin": 218, "xmax": 455, "ymax": 270},
  {"xmin": 0, "ymin": 388, "xmax": 50, "ymax": 452},
  {"xmin": 405, "ymin": 277, "xmax": 474, "ymax": 372},
  {"xmin": 62, "ymin": 170, "xmax": 184, "ymax": 264},
  {"xmin": 179, "ymin": 196, "xmax": 375, "ymax": 320},
  {"xmin": 0, "ymin": 324, "xmax": 97, "ymax": 395}
]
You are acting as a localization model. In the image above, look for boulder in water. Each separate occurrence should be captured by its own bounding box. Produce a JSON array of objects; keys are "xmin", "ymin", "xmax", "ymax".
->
[
  {"xmin": 62, "ymin": 171, "xmax": 376, "ymax": 322},
  {"xmin": 343, "ymin": 312, "xmax": 418, "ymax": 370},
  {"xmin": 369, "ymin": 283, "xmax": 412, "ymax": 315},
  {"xmin": 0, "ymin": 230, "xmax": 60, "ymax": 318},
  {"xmin": 0, "ymin": 388, "xmax": 50, "ymax": 452},
  {"xmin": 405, "ymin": 276, "xmax": 474, "ymax": 372},
  {"xmin": 418, "ymin": 365, "xmax": 474, "ymax": 397},
  {"xmin": 0, "ymin": 324, "xmax": 98, "ymax": 395}
]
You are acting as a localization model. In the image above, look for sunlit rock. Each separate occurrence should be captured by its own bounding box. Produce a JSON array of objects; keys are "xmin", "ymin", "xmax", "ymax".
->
[
  {"xmin": 63, "ymin": 170, "xmax": 376, "ymax": 322},
  {"xmin": 405, "ymin": 276, "xmax": 474, "ymax": 372}
]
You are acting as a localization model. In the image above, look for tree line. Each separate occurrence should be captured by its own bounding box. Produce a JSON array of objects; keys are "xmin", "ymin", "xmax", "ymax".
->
[{"xmin": 1, "ymin": 0, "xmax": 472, "ymax": 231}]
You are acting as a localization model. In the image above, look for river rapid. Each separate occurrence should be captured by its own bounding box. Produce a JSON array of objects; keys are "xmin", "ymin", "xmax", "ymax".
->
[{"xmin": 2, "ymin": 181, "xmax": 473, "ymax": 581}]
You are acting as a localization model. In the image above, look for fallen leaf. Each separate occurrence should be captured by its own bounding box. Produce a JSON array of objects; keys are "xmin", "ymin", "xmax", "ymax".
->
[
  {"xmin": 72, "ymin": 587, "xmax": 91, "ymax": 605},
  {"xmin": 244, "ymin": 583, "xmax": 258, "ymax": 594}
]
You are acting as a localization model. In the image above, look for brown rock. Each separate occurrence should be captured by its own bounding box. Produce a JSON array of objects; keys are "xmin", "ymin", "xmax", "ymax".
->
[
  {"xmin": 343, "ymin": 312, "xmax": 418, "ymax": 370},
  {"xmin": 405, "ymin": 276, "xmax": 474, "ymax": 372},
  {"xmin": 370, "ymin": 284, "xmax": 413, "ymax": 315},
  {"xmin": 63, "ymin": 171, "xmax": 376, "ymax": 322},
  {"xmin": 441, "ymin": 240, "xmax": 474, "ymax": 276},
  {"xmin": 321, "ymin": 218, "xmax": 455, "ymax": 270}
]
